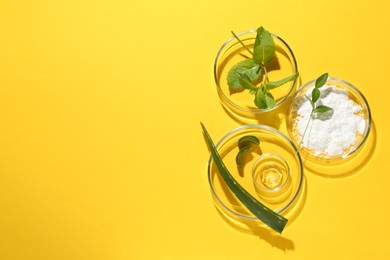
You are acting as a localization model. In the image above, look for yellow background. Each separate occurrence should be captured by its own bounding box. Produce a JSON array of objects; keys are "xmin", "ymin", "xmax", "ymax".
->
[{"xmin": 0, "ymin": 0, "xmax": 389, "ymax": 259}]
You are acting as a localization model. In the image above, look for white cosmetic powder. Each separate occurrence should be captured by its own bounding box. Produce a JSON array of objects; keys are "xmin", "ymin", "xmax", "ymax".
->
[{"xmin": 292, "ymin": 85, "xmax": 366, "ymax": 157}]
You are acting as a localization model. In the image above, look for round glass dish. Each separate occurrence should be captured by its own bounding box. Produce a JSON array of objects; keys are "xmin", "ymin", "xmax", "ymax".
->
[
  {"xmin": 286, "ymin": 77, "xmax": 371, "ymax": 162},
  {"xmin": 213, "ymin": 30, "xmax": 298, "ymax": 120},
  {"xmin": 207, "ymin": 125, "xmax": 304, "ymax": 221}
]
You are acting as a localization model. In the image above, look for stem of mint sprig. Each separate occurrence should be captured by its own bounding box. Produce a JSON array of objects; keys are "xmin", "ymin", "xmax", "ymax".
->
[
  {"xmin": 298, "ymin": 73, "xmax": 333, "ymax": 149},
  {"xmin": 227, "ymin": 27, "xmax": 299, "ymax": 110}
]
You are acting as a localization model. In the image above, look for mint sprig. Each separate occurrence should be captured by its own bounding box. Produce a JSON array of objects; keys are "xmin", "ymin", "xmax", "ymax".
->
[
  {"xmin": 227, "ymin": 26, "xmax": 298, "ymax": 109},
  {"xmin": 299, "ymin": 73, "xmax": 333, "ymax": 149}
]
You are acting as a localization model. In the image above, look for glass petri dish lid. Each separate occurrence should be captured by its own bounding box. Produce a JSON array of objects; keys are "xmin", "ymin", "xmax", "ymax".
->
[
  {"xmin": 286, "ymin": 77, "xmax": 371, "ymax": 162},
  {"xmin": 207, "ymin": 124, "xmax": 304, "ymax": 221},
  {"xmin": 213, "ymin": 30, "xmax": 298, "ymax": 121}
]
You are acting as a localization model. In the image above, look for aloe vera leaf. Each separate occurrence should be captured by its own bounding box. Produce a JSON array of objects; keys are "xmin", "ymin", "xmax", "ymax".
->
[
  {"xmin": 236, "ymin": 146, "xmax": 252, "ymax": 168},
  {"xmin": 238, "ymin": 135, "xmax": 260, "ymax": 146},
  {"xmin": 201, "ymin": 123, "xmax": 288, "ymax": 233}
]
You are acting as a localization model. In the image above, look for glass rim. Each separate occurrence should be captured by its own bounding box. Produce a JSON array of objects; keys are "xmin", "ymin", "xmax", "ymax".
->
[
  {"xmin": 287, "ymin": 77, "xmax": 372, "ymax": 161},
  {"xmin": 213, "ymin": 29, "xmax": 299, "ymax": 114},
  {"xmin": 207, "ymin": 124, "xmax": 304, "ymax": 220}
]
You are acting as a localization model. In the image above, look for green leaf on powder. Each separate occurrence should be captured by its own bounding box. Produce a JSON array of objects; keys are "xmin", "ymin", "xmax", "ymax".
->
[
  {"xmin": 312, "ymin": 87, "xmax": 321, "ymax": 103},
  {"xmin": 313, "ymin": 105, "xmax": 333, "ymax": 114}
]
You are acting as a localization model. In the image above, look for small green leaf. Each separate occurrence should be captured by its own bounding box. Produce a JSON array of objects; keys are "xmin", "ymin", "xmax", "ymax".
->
[
  {"xmin": 253, "ymin": 27, "xmax": 264, "ymax": 50},
  {"xmin": 238, "ymin": 74, "xmax": 258, "ymax": 90},
  {"xmin": 305, "ymin": 95, "xmax": 315, "ymax": 109},
  {"xmin": 313, "ymin": 105, "xmax": 333, "ymax": 114},
  {"xmin": 315, "ymin": 73, "xmax": 328, "ymax": 89},
  {"xmin": 255, "ymin": 88, "xmax": 267, "ymax": 109},
  {"xmin": 227, "ymin": 59, "xmax": 261, "ymax": 92},
  {"xmin": 265, "ymin": 91, "xmax": 276, "ymax": 109},
  {"xmin": 265, "ymin": 72, "xmax": 299, "ymax": 90},
  {"xmin": 312, "ymin": 88, "xmax": 320, "ymax": 103},
  {"xmin": 238, "ymin": 135, "xmax": 260, "ymax": 146},
  {"xmin": 253, "ymin": 27, "xmax": 275, "ymax": 65},
  {"xmin": 236, "ymin": 146, "xmax": 252, "ymax": 168}
]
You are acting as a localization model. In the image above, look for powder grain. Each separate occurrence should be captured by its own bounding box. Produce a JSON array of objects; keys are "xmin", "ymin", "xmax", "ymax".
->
[{"xmin": 293, "ymin": 85, "xmax": 366, "ymax": 157}]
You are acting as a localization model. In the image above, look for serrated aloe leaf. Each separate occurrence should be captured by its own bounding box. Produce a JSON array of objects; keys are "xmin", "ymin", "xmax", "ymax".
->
[
  {"xmin": 313, "ymin": 105, "xmax": 333, "ymax": 114},
  {"xmin": 265, "ymin": 92, "xmax": 276, "ymax": 109},
  {"xmin": 312, "ymin": 87, "xmax": 320, "ymax": 103},
  {"xmin": 315, "ymin": 73, "xmax": 328, "ymax": 89},
  {"xmin": 235, "ymin": 146, "xmax": 251, "ymax": 168},
  {"xmin": 238, "ymin": 135, "xmax": 260, "ymax": 146},
  {"xmin": 201, "ymin": 123, "xmax": 288, "ymax": 233},
  {"xmin": 255, "ymin": 87, "xmax": 267, "ymax": 109},
  {"xmin": 265, "ymin": 72, "xmax": 299, "ymax": 90},
  {"xmin": 253, "ymin": 27, "xmax": 275, "ymax": 65},
  {"xmin": 238, "ymin": 74, "xmax": 258, "ymax": 90},
  {"xmin": 227, "ymin": 59, "xmax": 261, "ymax": 92}
]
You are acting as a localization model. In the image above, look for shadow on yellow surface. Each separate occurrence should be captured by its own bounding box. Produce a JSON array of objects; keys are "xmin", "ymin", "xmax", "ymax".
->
[
  {"xmin": 221, "ymin": 104, "xmax": 283, "ymax": 130},
  {"xmin": 214, "ymin": 177, "xmax": 307, "ymax": 251},
  {"xmin": 302, "ymin": 120, "xmax": 377, "ymax": 178}
]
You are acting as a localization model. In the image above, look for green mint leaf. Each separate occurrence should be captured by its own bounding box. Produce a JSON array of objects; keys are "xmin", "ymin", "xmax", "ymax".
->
[
  {"xmin": 315, "ymin": 73, "xmax": 328, "ymax": 89},
  {"xmin": 255, "ymin": 88, "xmax": 267, "ymax": 109},
  {"xmin": 227, "ymin": 59, "xmax": 261, "ymax": 92},
  {"xmin": 312, "ymin": 87, "xmax": 320, "ymax": 103},
  {"xmin": 253, "ymin": 27, "xmax": 264, "ymax": 49},
  {"xmin": 249, "ymin": 89, "xmax": 257, "ymax": 95},
  {"xmin": 238, "ymin": 74, "xmax": 258, "ymax": 90},
  {"xmin": 265, "ymin": 91, "xmax": 276, "ymax": 109},
  {"xmin": 313, "ymin": 105, "xmax": 333, "ymax": 114},
  {"xmin": 236, "ymin": 146, "xmax": 252, "ymax": 168},
  {"xmin": 238, "ymin": 135, "xmax": 260, "ymax": 147},
  {"xmin": 265, "ymin": 72, "xmax": 299, "ymax": 90},
  {"xmin": 253, "ymin": 27, "xmax": 275, "ymax": 65}
]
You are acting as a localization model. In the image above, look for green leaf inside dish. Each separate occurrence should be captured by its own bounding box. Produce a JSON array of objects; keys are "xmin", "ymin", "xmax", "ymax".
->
[
  {"xmin": 265, "ymin": 72, "xmax": 299, "ymax": 90},
  {"xmin": 253, "ymin": 27, "xmax": 275, "ymax": 65},
  {"xmin": 227, "ymin": 59, "xmax": 261, "ymax": 93}
]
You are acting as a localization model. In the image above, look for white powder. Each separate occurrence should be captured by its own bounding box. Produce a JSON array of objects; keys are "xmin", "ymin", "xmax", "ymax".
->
[{"xmin": 292, "ymin": 85, "xmax": 366, "ymax": 157}]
